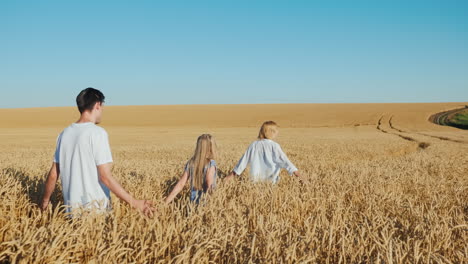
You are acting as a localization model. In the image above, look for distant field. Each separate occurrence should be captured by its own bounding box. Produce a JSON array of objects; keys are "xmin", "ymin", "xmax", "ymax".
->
[
  {"xmin": 0, "ymin": 102, "xmax": 466, "ymax": 129},
  {"xmin": 453, "ymin": 109, "xmax": 468, "ymax": 121},
  {"xmin": 429, "ymin": 106, "xmax": 468, "ymax": 130},
  {"xmin": 1, "ymin": 103, "xmax": 467, "ymax": 263},
  {"xmin": 449, "ymin": 108, "xmax": 468, "ymax": 128}
]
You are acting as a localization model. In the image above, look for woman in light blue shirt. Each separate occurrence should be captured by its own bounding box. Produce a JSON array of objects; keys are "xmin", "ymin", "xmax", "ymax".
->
[{"xmin": 225, "ymin": 121, "xmax": 302, "ymax": 184}]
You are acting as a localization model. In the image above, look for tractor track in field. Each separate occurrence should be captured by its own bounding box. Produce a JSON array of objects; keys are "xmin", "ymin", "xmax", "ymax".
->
[
  {"xmin": 376, "ymin": 115, "xmax": 430, "ymax": 149},
  {"xmin": 376, "ymin": 116, "xmax": 388, "ymax": 133},
  {"xmin": 389, "ymin": 115, "xmax": 466, "ymax": 144},
  {"xmin": 416, "ymin": 132, "xmax": 466, "ymax": 143},
  {"xmin": 388, "ymin": 116, "xmax": 404, "ymax": 133}
]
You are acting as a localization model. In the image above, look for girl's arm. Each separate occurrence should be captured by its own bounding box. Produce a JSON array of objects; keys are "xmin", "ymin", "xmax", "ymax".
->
[
  {"xmin": 205, "ymin": 166, "xmax": 216, "ymax": 193},
  {"xmin": 164, "ymin": 170, "xmax": 189, "ymax": 204}
]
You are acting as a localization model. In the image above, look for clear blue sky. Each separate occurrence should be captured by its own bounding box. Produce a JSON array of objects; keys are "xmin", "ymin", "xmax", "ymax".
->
[{"xmin": 1, "ymin": 0, "xmax": 467, "ymax": 108}]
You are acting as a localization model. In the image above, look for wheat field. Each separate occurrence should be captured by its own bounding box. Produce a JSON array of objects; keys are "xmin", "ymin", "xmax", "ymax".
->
[{"xmin": 0, "ymin": 103, "xmax": 467, "ymax": 263}]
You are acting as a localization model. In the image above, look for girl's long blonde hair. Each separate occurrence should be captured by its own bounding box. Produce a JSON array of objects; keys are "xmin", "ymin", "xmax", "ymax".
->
[
  {"xmin": 189, "ymin": 134, "xmax": 217, "ymax": 190},
  {"xmin": 258, "ymin": 121, "xmax": 278, "ymax": 140}
]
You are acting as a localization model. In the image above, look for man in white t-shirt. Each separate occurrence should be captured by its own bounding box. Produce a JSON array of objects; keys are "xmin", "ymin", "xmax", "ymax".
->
[{"xmin": 41, "ymin": 88, "xmax": 154, "ymax": 217}]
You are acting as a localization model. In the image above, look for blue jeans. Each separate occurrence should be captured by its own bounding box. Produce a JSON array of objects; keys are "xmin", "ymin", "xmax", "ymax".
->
[{"xmin": 190, "ymin": 189, "xmax": 204, "ymax": 204}]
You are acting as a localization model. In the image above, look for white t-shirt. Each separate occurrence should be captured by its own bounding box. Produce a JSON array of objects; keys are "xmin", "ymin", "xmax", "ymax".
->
[
  {"xmin": 233, "ymin": 139, "xmax": 298, "ymax": 183},
  {"xmin": 54, "ymin": 122, "xmax": 113, "ymax": 213}
]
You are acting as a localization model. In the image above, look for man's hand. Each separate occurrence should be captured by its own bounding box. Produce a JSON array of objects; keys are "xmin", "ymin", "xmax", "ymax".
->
[
  {"xmin": 98, "ymin": 164, "xmax": 156, "ymax": 217},
  {"xmin": 132, "ymin": 199, "xmax": 155, "ymax": 217},
  {"xmin": 40, "ymin": 199, "xmax": 51, "ymax": 211}
]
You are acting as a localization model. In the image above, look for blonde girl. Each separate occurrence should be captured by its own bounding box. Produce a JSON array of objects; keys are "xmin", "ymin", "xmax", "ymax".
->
[
  {"xmin": 225, "ymin": 121, "xmax": 302, "ymax": 183},
  {"xmin": 164, "ymin": 134, "xmax": 217, "ymax": 204}
]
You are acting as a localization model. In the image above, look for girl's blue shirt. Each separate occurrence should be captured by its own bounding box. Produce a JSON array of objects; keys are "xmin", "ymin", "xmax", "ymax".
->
[{"xmin": 184, "ymin": 159, "xmax": 217, "ymax": 203}]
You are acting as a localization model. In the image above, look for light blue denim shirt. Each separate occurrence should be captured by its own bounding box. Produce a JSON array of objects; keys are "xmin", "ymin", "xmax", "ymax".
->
[{"xmin": 233, "ymin": 139, "xmax": 297, "ymax": 184}]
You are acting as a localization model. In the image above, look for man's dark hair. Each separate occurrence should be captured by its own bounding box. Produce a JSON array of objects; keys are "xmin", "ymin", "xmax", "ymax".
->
[{"xmin": 76, "ymin": 88, "xmax": 105, "ymax": 114}]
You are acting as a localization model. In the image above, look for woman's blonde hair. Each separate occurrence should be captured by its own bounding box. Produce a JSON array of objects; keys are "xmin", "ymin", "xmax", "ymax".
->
[
  {"xmin": 258, "ymin": 121, "xmax": 278, "ymax": 140},
  {"xmin": 189, "ymin": 134, "xmax": 217, "ymax": 190}
]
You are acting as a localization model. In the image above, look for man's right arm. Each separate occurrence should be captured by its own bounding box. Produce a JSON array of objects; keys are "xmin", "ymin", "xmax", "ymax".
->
[
  {"xmin": 41, "ymin": 162, "xmax": 59, "ymax": 210},
  {"xmin": 97, "ymin": 163, "xmax": 155, "ymax": 217}
]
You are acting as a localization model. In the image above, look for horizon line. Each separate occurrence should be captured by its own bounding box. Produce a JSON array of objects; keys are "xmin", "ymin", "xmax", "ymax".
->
[{"xmin": 1, "ymin": 101, "xmax": 468, "ymax": 110}]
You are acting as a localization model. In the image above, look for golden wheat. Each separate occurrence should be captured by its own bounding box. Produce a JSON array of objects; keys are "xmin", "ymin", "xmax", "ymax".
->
[{"xmin": 0, "ymin": 103, "xmax": 467, "ymax": 263}]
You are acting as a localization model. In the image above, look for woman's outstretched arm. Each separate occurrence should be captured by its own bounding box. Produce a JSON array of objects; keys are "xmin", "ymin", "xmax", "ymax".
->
[
  {"xmin": 275, "ymin": 144, "xmax": 308, "ymax": 183},
  {"xmin": 276, "ymin": 145, "xmax": 298, "ymax": 175},
  {"xmin": 224, "ymin": 144, "xmax": 253, "ymax": 182}
]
